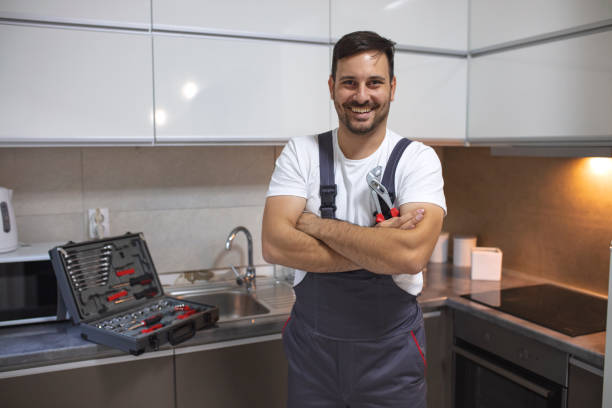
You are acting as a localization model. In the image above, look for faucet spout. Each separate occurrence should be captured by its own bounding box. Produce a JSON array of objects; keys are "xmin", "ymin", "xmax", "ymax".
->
[{"xmin": 225, "ymin": 226, "xmax": 256, "ymax": 290}]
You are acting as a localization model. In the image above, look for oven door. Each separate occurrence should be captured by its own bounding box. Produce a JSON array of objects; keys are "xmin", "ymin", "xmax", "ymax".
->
[
  {"xmin": 454, "ymin": 343, "xmax": 567, "ymax": 408},
  {"xmin": 0, "ymin": 260, "xmax": 64, "ymax": 326}
]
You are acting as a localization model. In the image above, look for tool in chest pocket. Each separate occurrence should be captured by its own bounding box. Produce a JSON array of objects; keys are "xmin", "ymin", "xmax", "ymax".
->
[
  {"xmin": 367, "ymin": 166, "xmax": 400, "ymax": 223},
  {"xmin": 50, "ymin": 233, "xmax": 219, "ymax": 355}
]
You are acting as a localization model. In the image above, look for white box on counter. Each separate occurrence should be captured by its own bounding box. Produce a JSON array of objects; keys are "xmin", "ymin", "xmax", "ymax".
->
[{"xmin": 470, "ymin": 247, "xmax": 503, "ymax": 281}]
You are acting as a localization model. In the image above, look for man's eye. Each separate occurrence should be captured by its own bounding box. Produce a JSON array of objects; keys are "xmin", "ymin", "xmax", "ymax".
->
[{"xmin": 343, "ymin": 80, "xmax": 355, "ymax": 86}]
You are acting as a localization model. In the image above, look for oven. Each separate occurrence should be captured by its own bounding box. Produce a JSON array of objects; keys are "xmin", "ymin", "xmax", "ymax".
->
[
  {"xmin": 0, "ymin": 242, "xmax": 68, "ymax": 327},
  {"xmin": 453, "ymin": 310, "xmax": 568, "ymax": 408}
]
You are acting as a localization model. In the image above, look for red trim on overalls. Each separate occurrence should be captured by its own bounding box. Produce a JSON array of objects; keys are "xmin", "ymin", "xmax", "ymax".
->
[
  {"xmin": 282, "ymin": 316, "xmax": 291, "ymax": 334},
  {"xmin": 411, "ymin": 330, "xmax": 427, "ymax": 368}
]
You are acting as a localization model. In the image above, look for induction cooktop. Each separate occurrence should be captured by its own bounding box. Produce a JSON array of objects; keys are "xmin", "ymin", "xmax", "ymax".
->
[{"xmin": 462, "ymin": 284, "xmax": 607, "ymax": 337}]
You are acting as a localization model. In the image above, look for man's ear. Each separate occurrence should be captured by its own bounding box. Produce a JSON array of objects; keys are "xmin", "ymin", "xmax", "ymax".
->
[
  {"xmin": 390, "ymin": 76, "xmax": 397, "ymax": 102},
  {"xmin": 328, "ymin": 75, "xmax": 335, "ymax": 100}
]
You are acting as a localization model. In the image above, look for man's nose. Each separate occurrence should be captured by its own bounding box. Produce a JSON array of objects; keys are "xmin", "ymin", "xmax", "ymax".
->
[{"xmin": 353, "ymin": 83, "xmax": 369, "ymax": 104}]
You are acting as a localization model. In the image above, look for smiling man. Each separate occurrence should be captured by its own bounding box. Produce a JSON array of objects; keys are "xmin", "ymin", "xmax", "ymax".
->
[{"xmin": 262, "ymin": 31, "xmax": 446, "ymax": 408}]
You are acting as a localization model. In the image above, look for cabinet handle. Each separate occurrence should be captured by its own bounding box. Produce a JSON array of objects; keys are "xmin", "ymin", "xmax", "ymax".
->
[{"xmin": 453, "ymin": 345, "xmax": 552, "ymax": 398}]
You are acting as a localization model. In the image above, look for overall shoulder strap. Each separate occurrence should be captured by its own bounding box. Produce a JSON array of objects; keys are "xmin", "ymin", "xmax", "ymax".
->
[
  {"xmin": 381, "ymin": 138, "xmax": 412, "ymax": 205},
  {"xmin": 318, "ymin": 131, "xmax": 336, "ymax": 219}
]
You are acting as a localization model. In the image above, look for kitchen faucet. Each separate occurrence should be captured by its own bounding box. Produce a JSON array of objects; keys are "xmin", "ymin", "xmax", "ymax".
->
[{"xmin": 225, "ymin": 226, "xmax": 256, "ymax": 291}]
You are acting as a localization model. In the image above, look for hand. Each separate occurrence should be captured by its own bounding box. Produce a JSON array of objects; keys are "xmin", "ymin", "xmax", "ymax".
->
[
  {"xmin": 375, "ymin": 208, "xmax": 425, "ymax": 230},
  {"xmin": 295, "ymin": 211, "xmax": 320, "ymax": 236}
]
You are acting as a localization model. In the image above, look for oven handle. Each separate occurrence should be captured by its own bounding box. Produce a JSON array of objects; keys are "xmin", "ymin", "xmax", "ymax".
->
[{"xmin": 453, "ymin": 345, "xmax": 553, "ymax": 398}]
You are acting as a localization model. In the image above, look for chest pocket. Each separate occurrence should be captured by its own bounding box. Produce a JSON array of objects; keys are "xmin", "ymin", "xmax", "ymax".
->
[{"xmin": 317, "ymin": 131, "xmax": 412, "ymax": 221}]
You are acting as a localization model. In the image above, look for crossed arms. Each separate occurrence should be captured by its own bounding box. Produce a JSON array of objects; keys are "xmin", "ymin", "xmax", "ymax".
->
[{"xmin": 262, "ymin": 195, "xmax": 444, "ymax": 275}]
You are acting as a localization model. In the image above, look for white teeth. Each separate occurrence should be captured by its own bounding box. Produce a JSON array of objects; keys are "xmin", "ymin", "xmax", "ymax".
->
[{"xmin": 350, "ymin": 107, "xmax": 372, "ymax": 113}]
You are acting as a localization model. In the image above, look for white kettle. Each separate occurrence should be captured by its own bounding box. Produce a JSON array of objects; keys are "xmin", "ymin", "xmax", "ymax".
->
[{"xmin": 0, "ymin": 187, "xmax": 18, "ymax": 253}]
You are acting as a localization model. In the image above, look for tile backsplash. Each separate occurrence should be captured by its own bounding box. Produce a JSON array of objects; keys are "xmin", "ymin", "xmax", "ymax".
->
[
  {"xmin": 442, "ymin": 147, "xmax": 612, "ymax": 295},
  {"xmin": 0, "ymin": 146, "xmax": 276, "ymax": 274},
  {"xmin": 2, "ymin": 144, "xmax": 610, "ymax": 294}
]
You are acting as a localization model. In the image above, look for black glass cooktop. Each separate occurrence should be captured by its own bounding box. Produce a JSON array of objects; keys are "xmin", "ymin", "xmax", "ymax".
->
[{"xmin": 462, "ymin": 284, "xmax": 607, "ymax": 337}]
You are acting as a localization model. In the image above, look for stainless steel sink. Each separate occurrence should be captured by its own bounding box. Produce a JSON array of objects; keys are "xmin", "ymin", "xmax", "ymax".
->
[{"xmin": 173, "ymin": 291, "xmax": 270, "ymax": 321}]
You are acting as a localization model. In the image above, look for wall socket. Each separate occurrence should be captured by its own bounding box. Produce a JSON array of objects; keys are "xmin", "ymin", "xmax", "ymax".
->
[{"xmin": 88, "ymin": 208, "xmax": 110, "ymax": 239}]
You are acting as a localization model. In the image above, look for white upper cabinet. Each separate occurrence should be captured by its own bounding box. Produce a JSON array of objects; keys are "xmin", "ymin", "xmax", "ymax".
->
[
  {"xmin": 390, "ymin": 54, "xmax": 466, "ymax": 143},
  {"xmin": 468, "ymin": 31, "xmax": 612, "ymax": 144},
  {"xmin": 330, "ymin": 53, "xmax": 467, "ymax": 144},
  {"xmin": 471, "ymin": 0, "xmax": 612, "ymax": 49},
  {"xmin": 331, "ymin": 0, "xmax": 468, "ymax": 51},
  {"xmin": 0, "ymin": 25, "xmax": 154, "ymax": 145},
  {"xmin": 153, "ymin": 35, "xmax": 330, "ymax": 143},
  {"xmin": 152, "ymin": 0, "xmax": 329, "ymax": 41},
  {"xmin": 0, "ymin": 0, "xmax": 150, "ymax": 28}
]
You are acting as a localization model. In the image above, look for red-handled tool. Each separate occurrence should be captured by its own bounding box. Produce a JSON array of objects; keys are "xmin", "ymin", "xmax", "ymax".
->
[
  {"xmin": 116, "ymin": 268, "xmax": 136, "ymax": 277},
  {"xmin": 366, "ymin": 167, "xmax": 400, "ymax": 223},
  {"xmin": 114, "ymin": 287, "xmax": 158, "ymax": 304},
  {"xmin": 141, "ymin": 323, "xmax": 165, "ymax": 333},
  {"xmin": 111, "ymin": 273, "xmax": 154, "ymax": 289},
  {"xmin": 128, "ymin": 314, "xmax": 163, "ymax": 331},
  {"xmin": 177, "ymin": 308, "xmax": 199, "ymax": 319},
  {"xmin": 106, "ymin": 290, "xmax": 128, "ymax": 302}
]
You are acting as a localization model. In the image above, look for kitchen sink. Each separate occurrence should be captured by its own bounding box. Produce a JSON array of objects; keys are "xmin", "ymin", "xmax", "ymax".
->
[{"xmin": 172, "ymin": 290, "xmax": 270, "ymax": 321}]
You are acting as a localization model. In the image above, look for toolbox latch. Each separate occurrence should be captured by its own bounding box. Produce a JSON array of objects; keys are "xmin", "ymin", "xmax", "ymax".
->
[{"xmin": 168, "ymin": 321, "xmax": 196, "ymax": 345}]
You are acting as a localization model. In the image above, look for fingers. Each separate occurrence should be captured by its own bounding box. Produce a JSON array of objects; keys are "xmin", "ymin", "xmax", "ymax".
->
[
  {"xmin": 399, "ymin": 208, "xmax": 425, "ymax": 230},
  {"xmin": 375, "ymin": 208, "xmax": 425, "ymax": 229}
]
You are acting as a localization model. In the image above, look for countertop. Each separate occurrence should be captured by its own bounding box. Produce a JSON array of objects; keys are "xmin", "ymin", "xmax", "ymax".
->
[{"xmin": 0, "ymin": 263, "xmax": 606, "ymax": 376}]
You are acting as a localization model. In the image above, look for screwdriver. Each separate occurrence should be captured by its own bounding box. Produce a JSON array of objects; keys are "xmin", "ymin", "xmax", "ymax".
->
[
  {"xmin": 114, "ymin": 288, "xmax": 158, "ymax": 304},
  {"xmin": 111, "ymin": 273, "xmax": 154, "ymax": 289},
  {"xmin": 128, "ymin": 314, "xmax": 162, "ymax": 331}
]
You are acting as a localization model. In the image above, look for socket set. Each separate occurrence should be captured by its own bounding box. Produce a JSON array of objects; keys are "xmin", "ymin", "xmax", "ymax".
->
[{"xmin": 50, "ymin": 233, "xmax": 219, "ymax": 355}]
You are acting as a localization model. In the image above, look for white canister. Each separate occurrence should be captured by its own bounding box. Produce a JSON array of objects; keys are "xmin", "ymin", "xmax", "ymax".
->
[
  {"xmin": 430, "ymin": 232, "xmax": 449, "ymax": 263},
  {"xmin": 453, "ymin": 234, "xmax": 477, "ymax": 267},
  {"xmin": 471, "ymin": 247, "xmax": 503, "ymax": 281}
]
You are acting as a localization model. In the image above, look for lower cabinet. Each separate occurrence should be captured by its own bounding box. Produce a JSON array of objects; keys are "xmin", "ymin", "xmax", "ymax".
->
[
  {"xmin": 1, "ymin": 312, "xmax": 452, "ymax": 408},
  {"xmin": 0, "ymin": 355, "xmax": 174, "ymax": 408},
  {"xmin": 175, "ymin": 339, "xmax": 288, "ymax": 408},
  {"xmin": 567, "ymin": 360, "xmax": 604, "ymax": 408},
  {"xmin": 424, "ymin": 307, "xmax": 453, "ymax": 408}
]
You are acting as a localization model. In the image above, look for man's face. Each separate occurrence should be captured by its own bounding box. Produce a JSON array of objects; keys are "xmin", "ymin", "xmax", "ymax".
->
[{"xmin": 329, "ymin": 51, "xmax": 396, "ymax": 136}]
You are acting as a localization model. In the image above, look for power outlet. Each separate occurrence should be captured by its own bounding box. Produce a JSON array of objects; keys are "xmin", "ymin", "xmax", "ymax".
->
[{"xmin": 88, "ymin": 208, "xmax": 110, "ymax": 239}]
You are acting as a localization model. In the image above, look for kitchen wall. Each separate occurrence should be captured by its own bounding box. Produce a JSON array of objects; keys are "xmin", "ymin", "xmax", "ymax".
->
[
  {"xmin": 442, "ymin": 147, "xmax": 612, "ymax": 295},
  {"xmin": 0, "ymin": 146, "xmax": 275, "ymax": 275},
  {"xmin": 2, "ymin": 144, "xmax": 610, "ymax": 294}
]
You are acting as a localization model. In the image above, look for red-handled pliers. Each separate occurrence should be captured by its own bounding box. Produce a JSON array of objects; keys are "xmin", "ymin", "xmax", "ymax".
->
[{"xmin": 367, "ymin": 167, "xmax": 399, "ymax": 223}]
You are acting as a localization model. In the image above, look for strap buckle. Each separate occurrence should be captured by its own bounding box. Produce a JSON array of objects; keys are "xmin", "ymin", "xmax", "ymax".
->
[{"xmin": 319, "ymin": 184, "xmax": 337, "ymax": 219}]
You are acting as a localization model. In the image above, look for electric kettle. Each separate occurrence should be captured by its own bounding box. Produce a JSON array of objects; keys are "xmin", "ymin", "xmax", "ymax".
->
[{"xmin": 0, "ymin": 186, "xmax": 18, "ymax": 253}]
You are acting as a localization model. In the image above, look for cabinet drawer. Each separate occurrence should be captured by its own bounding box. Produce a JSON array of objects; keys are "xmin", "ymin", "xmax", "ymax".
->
[{"xmin": 454, "ymin": 311, "xmax": 568, "ymax": 386}]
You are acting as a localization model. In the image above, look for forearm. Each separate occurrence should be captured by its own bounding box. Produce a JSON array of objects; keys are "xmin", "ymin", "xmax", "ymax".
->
[
  {"xmin": 262, "ymin": 223, "xmax": 359, "ymax": 272},
  {"xmin": 301, "ymin": 218, "xmax": 415, "ymax": 274},
  {"xmin": 297, "ymin": 208, "xmax": 442, "ymax": 275}
]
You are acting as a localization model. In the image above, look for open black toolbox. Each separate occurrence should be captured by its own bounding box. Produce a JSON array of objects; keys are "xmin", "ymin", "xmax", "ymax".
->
[{"xmin": 49, "ymin": 232, "xmax": 219, "ymax": 355}]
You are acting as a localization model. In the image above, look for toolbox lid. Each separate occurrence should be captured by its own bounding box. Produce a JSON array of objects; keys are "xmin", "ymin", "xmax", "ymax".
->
[{"xmin": 49, "ymin": 233, "xmax": 164, "ymax": 324}]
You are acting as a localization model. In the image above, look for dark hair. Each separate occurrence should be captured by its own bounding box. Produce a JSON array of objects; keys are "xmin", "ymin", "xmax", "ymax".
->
[{"xmin": 331, "ymin": 31, "xmax": 396, "ymax": 81}]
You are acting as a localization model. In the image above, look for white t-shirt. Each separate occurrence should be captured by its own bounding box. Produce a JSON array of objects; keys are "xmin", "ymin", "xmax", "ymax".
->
[{"xmin": 266, "ymin": 128, "xmax": 447, "ymax": 295}]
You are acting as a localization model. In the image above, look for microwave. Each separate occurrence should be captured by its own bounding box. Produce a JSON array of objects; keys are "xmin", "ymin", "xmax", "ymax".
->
[{"xmin": 0, "ymin": 242, "xmax": 69, "ymax": 327}]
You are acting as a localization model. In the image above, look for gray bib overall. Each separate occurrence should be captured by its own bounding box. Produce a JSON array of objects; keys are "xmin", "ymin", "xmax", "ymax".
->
[{"xmin": 283, "ymin": 131, "xmax": 427, "ymax": 408}]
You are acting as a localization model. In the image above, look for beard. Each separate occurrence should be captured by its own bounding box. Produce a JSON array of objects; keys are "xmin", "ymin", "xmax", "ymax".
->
[{"xmin": 334, "ymin": 99, "xmax": 391, "ymax": 136}]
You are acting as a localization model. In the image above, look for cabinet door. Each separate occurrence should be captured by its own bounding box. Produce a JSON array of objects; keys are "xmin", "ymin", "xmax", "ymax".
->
[
  {"xmin": 0, "ymin": 25, "xmax": 154, "ymax": 145},
  {"xmin": 175, "ymin": 340, "xmax": 288, "ymax": 408},
  {"xmin": 153, "ymin": 0, "xmax": 329, "ymax": 41},
  {"xmin": 0, "ymin": 0, "xmax": 150, "ymax": 28},
  {"xmin": 330, "ymin": 53, "xmax": 466, "ymax": 144},
  {"xmin": 424, "ymin": 309, "xmax": 453, "ymax": 408},
  {"xmin": 0, "ymin": 355, "xmax": 174, "ymax": 408},
  {"xmin": 567, "ymin": 360, "xmax": 603, "ymax": 408},
  {"xmin": 331, "ymin": 0, "xmax": 467, "ymax": 51},
  {"xmin": 471, "ymin": 0, "xmax": 612, "ymax": 50},
  {"xmin": 154, "ymin": 35, "xmax": 330, "ymax": 143},
  {"xmin": 468, "ymin": 31, "xmax": 612, "ymax": 145}
]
